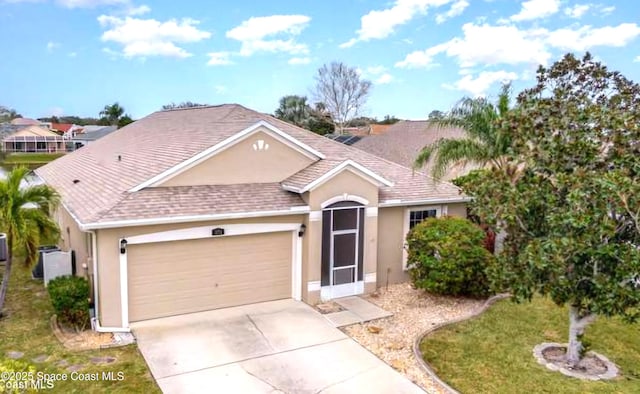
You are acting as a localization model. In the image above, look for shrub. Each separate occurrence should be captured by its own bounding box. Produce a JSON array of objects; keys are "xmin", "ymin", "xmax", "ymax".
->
[
  {"xmin": 406, "ymin": 216, "xmax": 494, "ymax": 297},
  {"xmin": 47, "ymin": 275, "xmax": 90, "ymax": 331}
]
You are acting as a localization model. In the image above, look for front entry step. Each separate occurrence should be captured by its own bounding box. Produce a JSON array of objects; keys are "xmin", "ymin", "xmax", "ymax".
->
[{"xmin": 323, "ymin": 296, "xmax": 392, "ymax": 327}]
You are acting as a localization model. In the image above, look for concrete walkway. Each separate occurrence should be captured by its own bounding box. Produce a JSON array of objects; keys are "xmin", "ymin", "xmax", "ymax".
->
[
  {"xmin": 323, "ymin": 296, "xmax": 393, "ymax": 328},
  {"xmin": 131, "ymin": 299, "xmax": 422, "ymax": 394}
]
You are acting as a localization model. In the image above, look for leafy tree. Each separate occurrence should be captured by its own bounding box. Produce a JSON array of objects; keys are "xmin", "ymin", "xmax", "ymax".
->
[
  {"xmin": 345, "ymin": 116, "xmax": 377, "ymax": 127},
  {"xmin": 460, "ymin": 53, "xmax": 640, "ymax": 367},
  {"xmin": 274, "ymin": 96, "xmax": 334, "ymax": 135},
  {"xmin": 313, "ymin": 62, "xmax": 372, "ymax": 134},
  {"xmin": 0, "ymin": 167, "xmax": 60, "ymax": 316},
  {"xmin": 307, "ymin": 102, "xmax": 334, "ymax": 135},
  {"xmin": 427, "ymin": 110, "xmax": 444, "ymax": 121},
  {"xmin": 38, "ymin": 116, "xmax": 101, "ymax": 126},
  {"xmin": 99, "ymin": 102, "xmax": 125, "ymax": 126},
  {"xmin": 0, "ymin": 106, "xmax": 21, "ymax": 123},
  {"xmin": 406, "ymin": 216, "xmax": 494, "ymax": 297},
  {"xmin": 378, "ymin": 115, "xmax": 400, "ymax": 125},
  {"xmin": 415, "ymin": 83, "xmax": 514, "ymax": 180},
  {"xmin": 118, "ymin": 114, "xmax": 134, "ymax": 128},
  {"xmin": 274, "ymin": 95, "xmax": 312, "ymax": 128},
  {"xmin": 162, "ymin": 101, "xmax": 208, "ymax": 110}
]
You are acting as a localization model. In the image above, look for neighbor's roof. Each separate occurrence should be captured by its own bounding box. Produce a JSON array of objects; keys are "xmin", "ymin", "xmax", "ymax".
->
[
  {"xmin": 10, "ymin": 117, "xmax": 41, "ymax": 126},
  {"xmin": 352, "ymin": 120, "xmax": 474, "ymax": 180},
  {"xmin": 4, "ymin": 125, "xmax": 61, "ymax": 139},
  {"xmin": 36, "ymin": 104, "xmax": 464, "ymax": 227},
  {"xmin": 51, "ymin": 123, "xmax": 75, "ymax": 133},
  {"xmin": 72, "ymin": 126, "xmax": 117, "ymax": 141}
]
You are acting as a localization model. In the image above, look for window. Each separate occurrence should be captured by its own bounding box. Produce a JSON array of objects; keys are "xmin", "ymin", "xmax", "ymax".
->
[
  {"xmin": 37, "ymin": 142, "xmax": 47, "ymax": 150},
  {"xmin": 403, "ymin": 205, "xmax": 443, "ymax": 270},
  {"xmin": 409, "ymin": 209, "xmax": 438, "ymax": 229}
]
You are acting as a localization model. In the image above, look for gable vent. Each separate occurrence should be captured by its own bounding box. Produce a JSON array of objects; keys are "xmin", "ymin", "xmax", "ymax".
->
[{"xmin": 252, "ymin": 139, "xmax": 270, "ymax": 151}]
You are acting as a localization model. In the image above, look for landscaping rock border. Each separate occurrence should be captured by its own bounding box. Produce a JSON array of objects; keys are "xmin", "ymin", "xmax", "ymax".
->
[
  {"xmin": 412, "ymin": 293, "xmax": 511, "ymax": 394},
  {"xmin": 532, "ymin": 342, "xmax": 619, "ymax": 381}
]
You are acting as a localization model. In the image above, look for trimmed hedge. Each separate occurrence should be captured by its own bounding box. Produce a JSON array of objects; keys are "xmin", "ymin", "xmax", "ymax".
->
[
  {"xmin": 406, "ymin": 216, "xmax": 494, "ymax": 297},
  {"xmin": 47, "ymin": 276, "xmax": 90, "ymax": 331}
]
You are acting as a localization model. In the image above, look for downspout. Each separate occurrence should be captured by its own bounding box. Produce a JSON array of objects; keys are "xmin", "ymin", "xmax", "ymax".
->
[{"xmin": 88, "ymin": 230, "xmax": 100, "ymax": 331}]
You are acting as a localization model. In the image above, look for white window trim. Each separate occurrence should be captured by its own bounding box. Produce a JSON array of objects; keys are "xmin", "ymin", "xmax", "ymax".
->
[
  {"xmin": 117, "ymin": 222, "xmax": 303, "ymax": 329},
  {"xmin": 320, "ymin": 194, "xmax": 369, "ymax": 208},
  {"xmin": 402, "ymin": 205, "xmax": 443, "ymax": 270}
]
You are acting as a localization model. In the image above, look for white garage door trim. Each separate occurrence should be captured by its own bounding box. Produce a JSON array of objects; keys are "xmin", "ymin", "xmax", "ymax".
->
[{"xmin": 118, "ymin": 222, "xmax": 303, "ymax": 328}]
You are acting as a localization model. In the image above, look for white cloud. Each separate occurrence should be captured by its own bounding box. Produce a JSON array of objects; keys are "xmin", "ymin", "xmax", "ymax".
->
[
  {"xmin": 545, "ymin": 23, "xmax": 640, "ymax": 51},
  {"xmin": 46, "ymin": 41, "xmax": 60, "ymax": 52},
  {"xmin": 375, "ymin": 73, "xmax": 394, "ymax": 84},
  {"xmin": 444, "ymin": 70, "xmax": 517, "ymax": 96},
  {"xmin": 600, "ymin": 5, "xmax": 615, "ymax": 15},
  {"xmin": 564, "ymin": 4, "xmax": 590, "ymax": 18},
  {"xmin": 48, "ymin": 107, "xmax": 65, "ymax": 117},
  {"xmin": 226, "ymin": 15, "xmax": 310, "ymax": 56},
  {"xmin": 436, "ymin": 0, "xmax": 469, "ymax": 24},
  {"xmin": 68, "ymin": 51, "xmax": 77, "ymax": 57},
  {"xmin": 340, "ymin": 0, "xmax": 454, "ymax": 48},
  {"xmin": 98, "ymin": 15, "xmax": 211, "ymax": 58},
  {"xmin": 56, "ymin": 0, "xmax": 127, "ymax": 7},
  {"xmin": 214, "ymin": 85, "xmax": 227, "ymax": 94},
  {"xmin": 510, "ymin": 0, "xmax": 560, "ymax": 22},
  {"xmin": 288, "ymin": 56, "xmax": 311, "ymax": 65},
  {"xmin": 634, "ymin": 56, "xmax": 640, "ymax": 63},
  {"xmin": 358, "ymin": 65, "xmax": 394, "ymax": 84},
  {"xmin": 396, "ymin": 23, "xmax": 551, "ymax": 69},
  {"xmin": 124, "ymin": 4, "xmax": 149, "ymax": 15},
  {"xmin": 207, "ymin": 51, "xmax": 233, "ymax": 66},
  {"xmin": 395, "ymin": 42, "xmax": 448, "ymax": 68}
]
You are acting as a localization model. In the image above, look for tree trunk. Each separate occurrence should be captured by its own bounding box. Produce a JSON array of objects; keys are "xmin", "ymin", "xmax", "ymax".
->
[
  {"xmin": 0, "ymin": 238, "xmax": 13, "ymax": 317},
  {"xmin": 567, "ymin": 306, "xmax": 596, "ymax": 367}
]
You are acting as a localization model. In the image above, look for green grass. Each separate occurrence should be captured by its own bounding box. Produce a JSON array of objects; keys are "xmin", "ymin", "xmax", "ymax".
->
[
  {"xmin": 420, "ymin": 297, "xmax": 640, "ymax": 394},
  {"xmin": 1, "ymin": 153, "xmax": 65, "ymax": 167},
  {"xmin": 0, "ymin": 264, "xmax": 160, "ymax": 393}
]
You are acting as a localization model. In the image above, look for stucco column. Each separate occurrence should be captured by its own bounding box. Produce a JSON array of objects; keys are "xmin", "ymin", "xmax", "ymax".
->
[
  {"xmin": 303, "ymin": 211, "xmax": 323, "ymax": 304},
  {"xmin": 363, "ymin": 208, "xmax": 378, "ymax": 294}
]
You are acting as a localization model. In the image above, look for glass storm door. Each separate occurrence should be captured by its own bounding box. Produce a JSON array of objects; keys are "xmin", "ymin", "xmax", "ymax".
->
[{"xmin": 321, "ymin": 202, "xmax": 365, "ymax": 299}]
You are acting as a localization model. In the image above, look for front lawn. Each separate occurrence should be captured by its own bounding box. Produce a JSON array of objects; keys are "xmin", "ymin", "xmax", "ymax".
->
[
  {"xmin": 1, "ymin": 153, "xmax": 65, "ymax": 167},
  {"xmin": 0, "ymin": 265, "xmax": 159, "ymax": 393},
  {"xmin": 420, "ymin": 297, "xmax": 640, "ymax": 394}
]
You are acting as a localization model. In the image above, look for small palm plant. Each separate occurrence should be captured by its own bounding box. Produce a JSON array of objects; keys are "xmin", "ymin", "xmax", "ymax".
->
[
  {"xmin": 0, "ymin": 166, "xmax": 60, "ymax": 316},
  {"xmin": 415, "ymin": 83, "xmax": 514, "ymax": 180}
]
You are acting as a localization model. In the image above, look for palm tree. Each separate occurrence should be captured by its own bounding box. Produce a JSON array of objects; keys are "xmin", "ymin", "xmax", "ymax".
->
[
  {"xmin": 415, "ymin": 83, "xmax": 513, "ymax": 180},
  {"xmin": 0, "ymin": 167, "xmax": 59, "ymax": 316},
  {"xmin": 274, "ymin": 95, "xmax": 312, "ymax": 128},
  {"xmin": 99, "ymin": 102, "xmax": 125, "ymax": 126}
]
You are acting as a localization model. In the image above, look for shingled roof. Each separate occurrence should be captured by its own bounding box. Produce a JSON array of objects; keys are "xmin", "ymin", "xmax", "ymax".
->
[
  {"xmin": 36, "ymin": 105, "xmax": 465, "ymax": 228},
  {"xmin": 352, "ymin": 120, "xmax": 475, "ymax": 180}
]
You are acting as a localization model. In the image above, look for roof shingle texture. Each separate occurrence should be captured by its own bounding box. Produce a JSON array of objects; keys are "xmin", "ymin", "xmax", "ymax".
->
[
  {"xmin": 36, "ymin": 105, "xmax": 463, "ymax": 225},
  {"xmin": 352, "ymin": 120, "xmax": 474, "ymax": 180}
]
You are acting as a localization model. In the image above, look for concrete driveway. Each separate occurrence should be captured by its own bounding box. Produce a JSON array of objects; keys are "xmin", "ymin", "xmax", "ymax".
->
[{"xmin": 131, "ymin": 299, "xmax": 423, "ymax": 394}]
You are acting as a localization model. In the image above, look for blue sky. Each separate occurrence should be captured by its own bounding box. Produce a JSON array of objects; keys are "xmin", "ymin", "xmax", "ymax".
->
[{"xmin": 1, "ymin": 0, "xmax": 639, "ymax": 121}]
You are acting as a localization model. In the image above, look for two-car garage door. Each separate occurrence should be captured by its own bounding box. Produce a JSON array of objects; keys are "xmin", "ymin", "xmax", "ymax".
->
[{"xmin": 127, "ymin": 231, "xmax": 293, "ymax": 322}]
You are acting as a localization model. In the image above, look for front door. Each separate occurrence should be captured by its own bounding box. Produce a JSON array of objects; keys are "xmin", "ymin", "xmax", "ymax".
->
[{"xmin": 321, "ymin": 202, "xmax": 365, "ymax": 299}]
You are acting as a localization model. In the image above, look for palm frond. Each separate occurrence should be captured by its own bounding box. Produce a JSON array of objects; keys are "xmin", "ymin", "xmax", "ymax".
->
[{"xmin": 430, "ymin": 138, "xmax": 492, "ymax": 180}]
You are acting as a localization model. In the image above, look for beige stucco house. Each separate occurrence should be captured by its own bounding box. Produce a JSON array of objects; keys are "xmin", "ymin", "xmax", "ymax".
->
[{"xmin": 36, "ymin": 104, "xmax": 469, "ymax": 332}]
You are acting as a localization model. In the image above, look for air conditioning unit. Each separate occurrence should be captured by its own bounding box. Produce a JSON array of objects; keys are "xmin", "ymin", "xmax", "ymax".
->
[{"xmin": 0, "ymin": 233, "xmax": 7, "ymax": 262}]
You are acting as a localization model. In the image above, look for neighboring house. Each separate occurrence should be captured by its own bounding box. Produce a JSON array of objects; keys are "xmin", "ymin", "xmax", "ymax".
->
[
  {"xmin": 342, "ymin": 124, "xmax": 392, "ymax": 136},
  {"xmin": 35, "ymin": 104, "xmax": 469, "ymax": 332},
  {"xmin": 2, "ymin": 125, "xmax": 65, "ymax": 153},
  {"xmin": 353, "ymin": 120, "xmax": 474, "ymax": 181},
  {"xmin": 71, "ymin": 126, "xmax": 117, "ymax": 149},
  {"xmin": 10, "ymin": 117, "xmax": 43, "ymax": 126}
]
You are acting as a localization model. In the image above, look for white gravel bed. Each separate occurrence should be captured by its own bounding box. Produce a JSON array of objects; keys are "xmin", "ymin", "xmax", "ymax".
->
[{"xmin": 342, "ymin": 283, "xmax": 485, "ymax": 393}]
